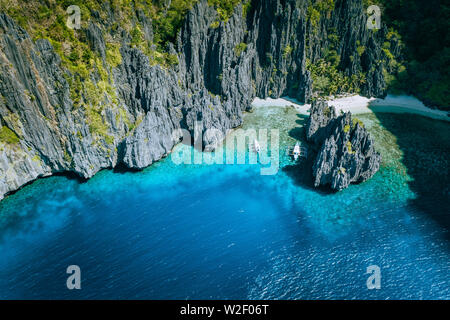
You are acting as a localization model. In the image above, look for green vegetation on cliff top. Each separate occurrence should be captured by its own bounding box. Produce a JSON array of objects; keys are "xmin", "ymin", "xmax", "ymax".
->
[
  {"xmin": 0, "ymin": 0, "xmax": 247, "ymax": 144},
  {"xmin": 1, "ymin": 0, "xmax": 445, "ymax": 110},
  {"xmin": 377, "ymin": 0, "xmax": 449, "ymax": 109},
  {"xmin": 305, "ymin": 0, "xmax": 448, "ymax": 109},
  {"xmin": 0, "ymin": 1, "xmax": 247, "ymax": 65}
]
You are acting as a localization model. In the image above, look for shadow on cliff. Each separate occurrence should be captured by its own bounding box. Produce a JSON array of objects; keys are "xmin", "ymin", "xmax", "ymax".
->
[
  {"xmin": 373, "ymin": 112, "xmax": 450, "ymax": 240},
  {"xmin": 112, "ymin": 163, "xmax": 144, "ymax": 174}
]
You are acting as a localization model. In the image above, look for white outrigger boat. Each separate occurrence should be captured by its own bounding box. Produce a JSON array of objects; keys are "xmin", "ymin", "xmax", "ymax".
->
[
  {"xmin": 253, "ymin": 139, "xmax": 261, "ymax": 153},
  {"xmin": 293, "ymin": 142, "xmax": 301, "ymax": 161},
  {"xmin": 288, "ymin": 142, "xmax": 307, "ymax": 161}
]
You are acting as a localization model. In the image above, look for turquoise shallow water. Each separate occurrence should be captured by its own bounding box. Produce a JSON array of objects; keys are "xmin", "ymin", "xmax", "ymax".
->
[{"xmin": 0, "ymin": 107, "xmax": 449, "ymax": 299}]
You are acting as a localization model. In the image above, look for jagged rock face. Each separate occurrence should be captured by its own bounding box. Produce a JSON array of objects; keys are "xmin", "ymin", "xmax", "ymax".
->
[
  {"xmin": 309, "ymin": 0, "xmax": 389, "ymax": 98},
  {"xmin": 306, "ymin": 100, "xmax": 381, "ymax": 190},
  {"xmin": 305, "ymin": 100, "xmax": 337, "ymax": 146},
  {"xmin": 0, "ymin": 0, "xmax": 392, "ymax": 200}
]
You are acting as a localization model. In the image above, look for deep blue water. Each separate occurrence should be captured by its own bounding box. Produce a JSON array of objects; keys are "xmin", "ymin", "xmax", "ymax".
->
[{"xmin": 0, "ymin": 109, "xmax": 448, "ymax": 299}]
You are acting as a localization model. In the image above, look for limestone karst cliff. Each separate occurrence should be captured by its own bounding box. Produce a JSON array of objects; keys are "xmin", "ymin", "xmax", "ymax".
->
[
  {"xmin": 306, "ymin": 100, "xmax": 381, "ymax": 190},
  {"xmin": 0, "ymin": 0, "xmax": 397, "ymax": 200}
]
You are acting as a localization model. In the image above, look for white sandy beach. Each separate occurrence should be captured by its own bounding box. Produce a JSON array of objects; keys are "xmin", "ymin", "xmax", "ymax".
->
[{"xmin": 251, "ymin": 95, "xmax": 449, "ymax": 122}]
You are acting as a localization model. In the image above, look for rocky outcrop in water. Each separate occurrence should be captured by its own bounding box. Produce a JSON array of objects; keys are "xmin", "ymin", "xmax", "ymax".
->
[
  {"xmin": 306, "ymin": 100, "xmax": 381, "ymax": 190},
  {"xmin": 0, "ymin": 0, "xmax": 395, "ymax": 200}
]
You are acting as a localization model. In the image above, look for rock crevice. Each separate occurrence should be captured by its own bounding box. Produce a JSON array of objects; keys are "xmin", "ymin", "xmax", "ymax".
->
[{"xmin": 306, "ymin": 100, "xmax": 381, "ymax": 190}]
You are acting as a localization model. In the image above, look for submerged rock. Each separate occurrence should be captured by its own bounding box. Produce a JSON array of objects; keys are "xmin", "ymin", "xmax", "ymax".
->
[{"xmin": 306, "ymin": 100, "xmax": 381, "ymax": 191}]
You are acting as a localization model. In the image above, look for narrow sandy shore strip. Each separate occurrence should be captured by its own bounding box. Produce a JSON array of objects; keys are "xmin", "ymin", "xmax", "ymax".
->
[{"xmin": 251, "ymin": 95, "xmax": 450, "ymax": 122}]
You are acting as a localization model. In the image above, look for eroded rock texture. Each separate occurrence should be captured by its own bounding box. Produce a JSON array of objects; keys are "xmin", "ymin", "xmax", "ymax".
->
[
  {"xmin": 0, "ymin": 0, "xmax": 393, "ymax": 199},
  {"xmin": 306, "ymin": 100, "xmax": 381, "ymax": 190}
]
